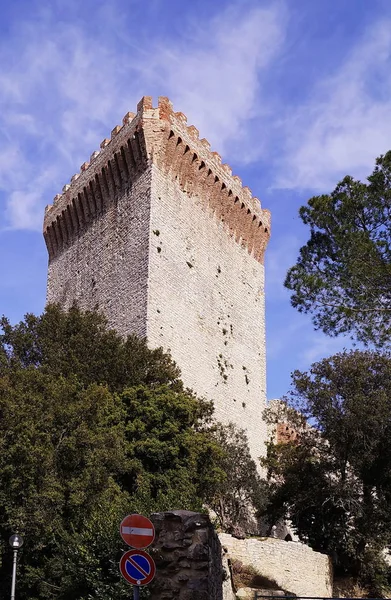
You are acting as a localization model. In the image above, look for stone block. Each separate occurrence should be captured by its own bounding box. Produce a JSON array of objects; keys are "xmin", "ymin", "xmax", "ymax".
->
[{"xmin": 149, "ymin": 511, "xmax": 223, "ymax": 600}]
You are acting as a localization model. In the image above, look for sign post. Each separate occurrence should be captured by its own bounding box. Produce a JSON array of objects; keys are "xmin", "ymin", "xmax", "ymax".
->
[{"xmin": 119, "ymin": 514, "xmax": 156, "ymax": 598}]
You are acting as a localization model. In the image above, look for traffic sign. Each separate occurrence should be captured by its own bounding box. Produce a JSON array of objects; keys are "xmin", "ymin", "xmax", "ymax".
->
[
  {"xmin": 119, "ymin": 549, "xmax": 156, "ymax": 586},
  {"xmin": 120, "ymin": 514, "xmax": 155, "ymax": 548}
]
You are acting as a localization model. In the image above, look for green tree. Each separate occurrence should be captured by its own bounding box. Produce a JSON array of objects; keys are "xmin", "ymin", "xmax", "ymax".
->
[
  {"xmin": 285, "ymin": 151, "xmax": 391, "ymax": 346},
  {"xmin": 264, "ymin": 350, "xmax": 391, "ymax": 596},
  {"xmin": 0, "ymin": 303, "xmax": 180, "ymax": 391},
  {"xmin": 0, "ymin": 368, "xmax": 130, "ymax": 600},
  {"xmin": 0, "ymin": 305, "xmax": 225, "ymax": 600},
  {"xmin": 207, "ymin": 424, "xmax": 269, "ymax": 535}
]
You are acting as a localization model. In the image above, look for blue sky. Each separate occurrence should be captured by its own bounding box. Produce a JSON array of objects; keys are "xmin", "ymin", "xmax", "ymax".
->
[{"xmin": 0, "ymin": 0, "xmax": 389, "ymax": 400}]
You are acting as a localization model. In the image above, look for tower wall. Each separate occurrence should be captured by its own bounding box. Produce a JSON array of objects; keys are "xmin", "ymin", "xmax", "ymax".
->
[
  {"xmin": 46, "ymin": 168, "xmax": 152, "ymax": 338},
  {"xmin": 148, "ymin": 164, "xmax": 267, "ymax": 461},
  {"xmin": 43, "ymin": 96, "xmax": 271, "ymax": 464}
]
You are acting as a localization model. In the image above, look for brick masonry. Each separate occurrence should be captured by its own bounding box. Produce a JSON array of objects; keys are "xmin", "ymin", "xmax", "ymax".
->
[
  {"xmin": 43, "ymin": 96, "xmax": 271, "ymax": 464},
  {"xmin": 148, "ymin": 164, "xmax": 267, "ymax": 463}
]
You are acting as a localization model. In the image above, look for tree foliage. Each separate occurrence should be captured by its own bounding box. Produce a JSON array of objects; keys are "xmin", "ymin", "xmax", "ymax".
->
[
  {"xmin": 285, "ymin": 151, "xmax": 391, "ymax": 346},
  {"xmin": 0, "ymin": 305, "xmax": 236, "ymax": 600},
  {"xmin": 0, "ymin": 304, "xmax": 180, "ymax": 391},
  {"xmin": 207, "ymin": 424, "xmax": 269, "ymax": 535},
  {"xmin": 264, "ymin": 350, "xmax": 391, "ymax": 595}
]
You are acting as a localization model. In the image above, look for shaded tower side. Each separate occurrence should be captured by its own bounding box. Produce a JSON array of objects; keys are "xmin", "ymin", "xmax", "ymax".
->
[{"xmin": 44, "ymin": 109, "xmax": 153, "ymax": 338}]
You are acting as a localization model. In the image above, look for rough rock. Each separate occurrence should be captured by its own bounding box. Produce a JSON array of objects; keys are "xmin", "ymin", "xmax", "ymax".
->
[{"xmin": 149, "ymin": 511, "xmax": 223, "ymax": 600}]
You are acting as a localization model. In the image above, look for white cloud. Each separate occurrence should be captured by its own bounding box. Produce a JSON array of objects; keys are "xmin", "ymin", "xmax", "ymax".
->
[
  {"xmin": 3, "ymin": 3, "xmax": 391, "ymax": 232},
  {"xmin": 299, "ymin": 333, "xmax": 352, "ymax": 366},
  {"xmin": 0, "ymin": 146, "xmax": 22, "ymax": 189},
  {"xmin": 140, "ymin": 3, "xmax": 286, "ymax": 156},
  {"xmin": 267, "ymin": 311, "xmax": 354, "ymax": 369},
  {"xmin": 0, "ymin": 12, "xmax": 143, "ymax": 231},
  {"xmin": 0, "ymin": 1, "xmax": 287, "ymax": 231},
  {"xmin": 6, "ymin": 191, "xmax": 43, "ymax": 231},
  {"xmin": 5, "ymin": 165, "xmax": 60, "ymax": 231},
  {"xmin": 275, "ymin": 18, "xmax": 391, "ymax": 191}
]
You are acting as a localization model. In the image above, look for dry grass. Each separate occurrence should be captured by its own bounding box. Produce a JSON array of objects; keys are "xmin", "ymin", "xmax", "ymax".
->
[
  {"xmin": 230, "ymin": 559, "xmax": 295, "ymax": 594},
  {"xmin": 333, "ymin": 576, "xmax": 370, "ymax": 598}
]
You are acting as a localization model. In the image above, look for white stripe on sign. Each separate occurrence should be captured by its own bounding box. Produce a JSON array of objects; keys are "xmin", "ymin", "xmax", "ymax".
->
[{"xmin": 122, "ymin": 527, "xmax": 154, "ymax": 536}]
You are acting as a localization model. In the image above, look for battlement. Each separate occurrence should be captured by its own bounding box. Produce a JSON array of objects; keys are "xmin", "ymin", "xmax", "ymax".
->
[{"xmin": 43, "ymin": 97, "xmax": 270, "ymax": 262}]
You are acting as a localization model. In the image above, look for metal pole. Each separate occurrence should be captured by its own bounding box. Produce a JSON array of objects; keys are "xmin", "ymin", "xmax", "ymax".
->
[
  {"xmin": 10, "ymin": 548, "xmax": 18, "ymax": 600},
  {"xmin": 133, "ymin": 585, "xmax": 140, "ymax": 600}
]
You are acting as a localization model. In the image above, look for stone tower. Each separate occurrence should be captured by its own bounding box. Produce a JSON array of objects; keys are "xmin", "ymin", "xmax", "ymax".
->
[{"xmin": 43, "ymin": 97, "xmax": 271, "ymax": 462}]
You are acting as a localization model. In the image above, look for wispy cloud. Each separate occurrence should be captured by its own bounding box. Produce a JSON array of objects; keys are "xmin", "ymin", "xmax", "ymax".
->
[
  {"xmin": 4, "ymin": 1, "xmax": 390, "ymax": 233},
  {"xmin": 275, "ymin": 18, "xmax": 391, "ymax": 191},
  {"xmin": 139, "ymin": 3, "xmax": 286, "ymax": 157},
  {"xmin": 299, "ymin": 333, "xmax": 353, "ymax": 366},
  {"xmin": 0, "ymin": 8, "xmax": 143, "ymax": 231},
  {"xmin": 267, "ymin": 312, "xmax": 354, "ymax": 382},
  {"xmin": 0, "ymin": 1, "xmax": 287, "ymax": 232}
]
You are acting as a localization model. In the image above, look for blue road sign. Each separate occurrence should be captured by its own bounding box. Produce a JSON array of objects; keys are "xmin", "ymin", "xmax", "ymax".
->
[{"xmin": 119, "ymin": 549, "xmax": 156, "ymax": 586}]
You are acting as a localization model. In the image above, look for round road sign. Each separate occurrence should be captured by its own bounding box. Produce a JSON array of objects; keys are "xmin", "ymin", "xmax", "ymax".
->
[
  {"xmin": 119, "ymin": 549, "xmax": 156, "ymax": 586},
  {"xmin": 120, "ymin": 514, "xmax": 155, "ymax": 548}
]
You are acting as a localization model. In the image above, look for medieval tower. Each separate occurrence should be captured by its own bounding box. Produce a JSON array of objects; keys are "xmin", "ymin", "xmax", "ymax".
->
[{"xmin": 43, "ymin": 96, "xmax": 271, "ymax": 462}]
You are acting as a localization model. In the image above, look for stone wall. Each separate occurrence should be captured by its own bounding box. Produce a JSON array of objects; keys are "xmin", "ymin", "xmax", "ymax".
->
[
  {"xmin": 149, "ymin": 510, "xmax": 223, "ymax": 600},
  {"xmin": 219, "ymin": 533, "xmax": 333, "ymax": 598},
  {"xmin": 46, "ymin": 168, "xmax": 152, "ymax": 339},
  {"xmin": 147, "ymin": 164, "xmax": 267, "ymax": 464},
  {"xmin": 146, "ymin": 513, "xmax": 331, "ymax": 599}
]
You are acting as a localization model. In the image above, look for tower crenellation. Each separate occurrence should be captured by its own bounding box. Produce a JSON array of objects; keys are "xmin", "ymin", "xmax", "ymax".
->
[{"xmin": 44, "ymin": 97, "xmax": 270, "ymax": 263}]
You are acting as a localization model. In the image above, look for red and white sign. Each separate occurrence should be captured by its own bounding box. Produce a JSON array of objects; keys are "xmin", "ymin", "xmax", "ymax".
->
[
  {"xmin": 119, "ymin": 549, "xmax": 156, "ymax": 586},
  {"xmin": 120, "ymin": 514, "xmax": 155, "ymax": 549}
]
